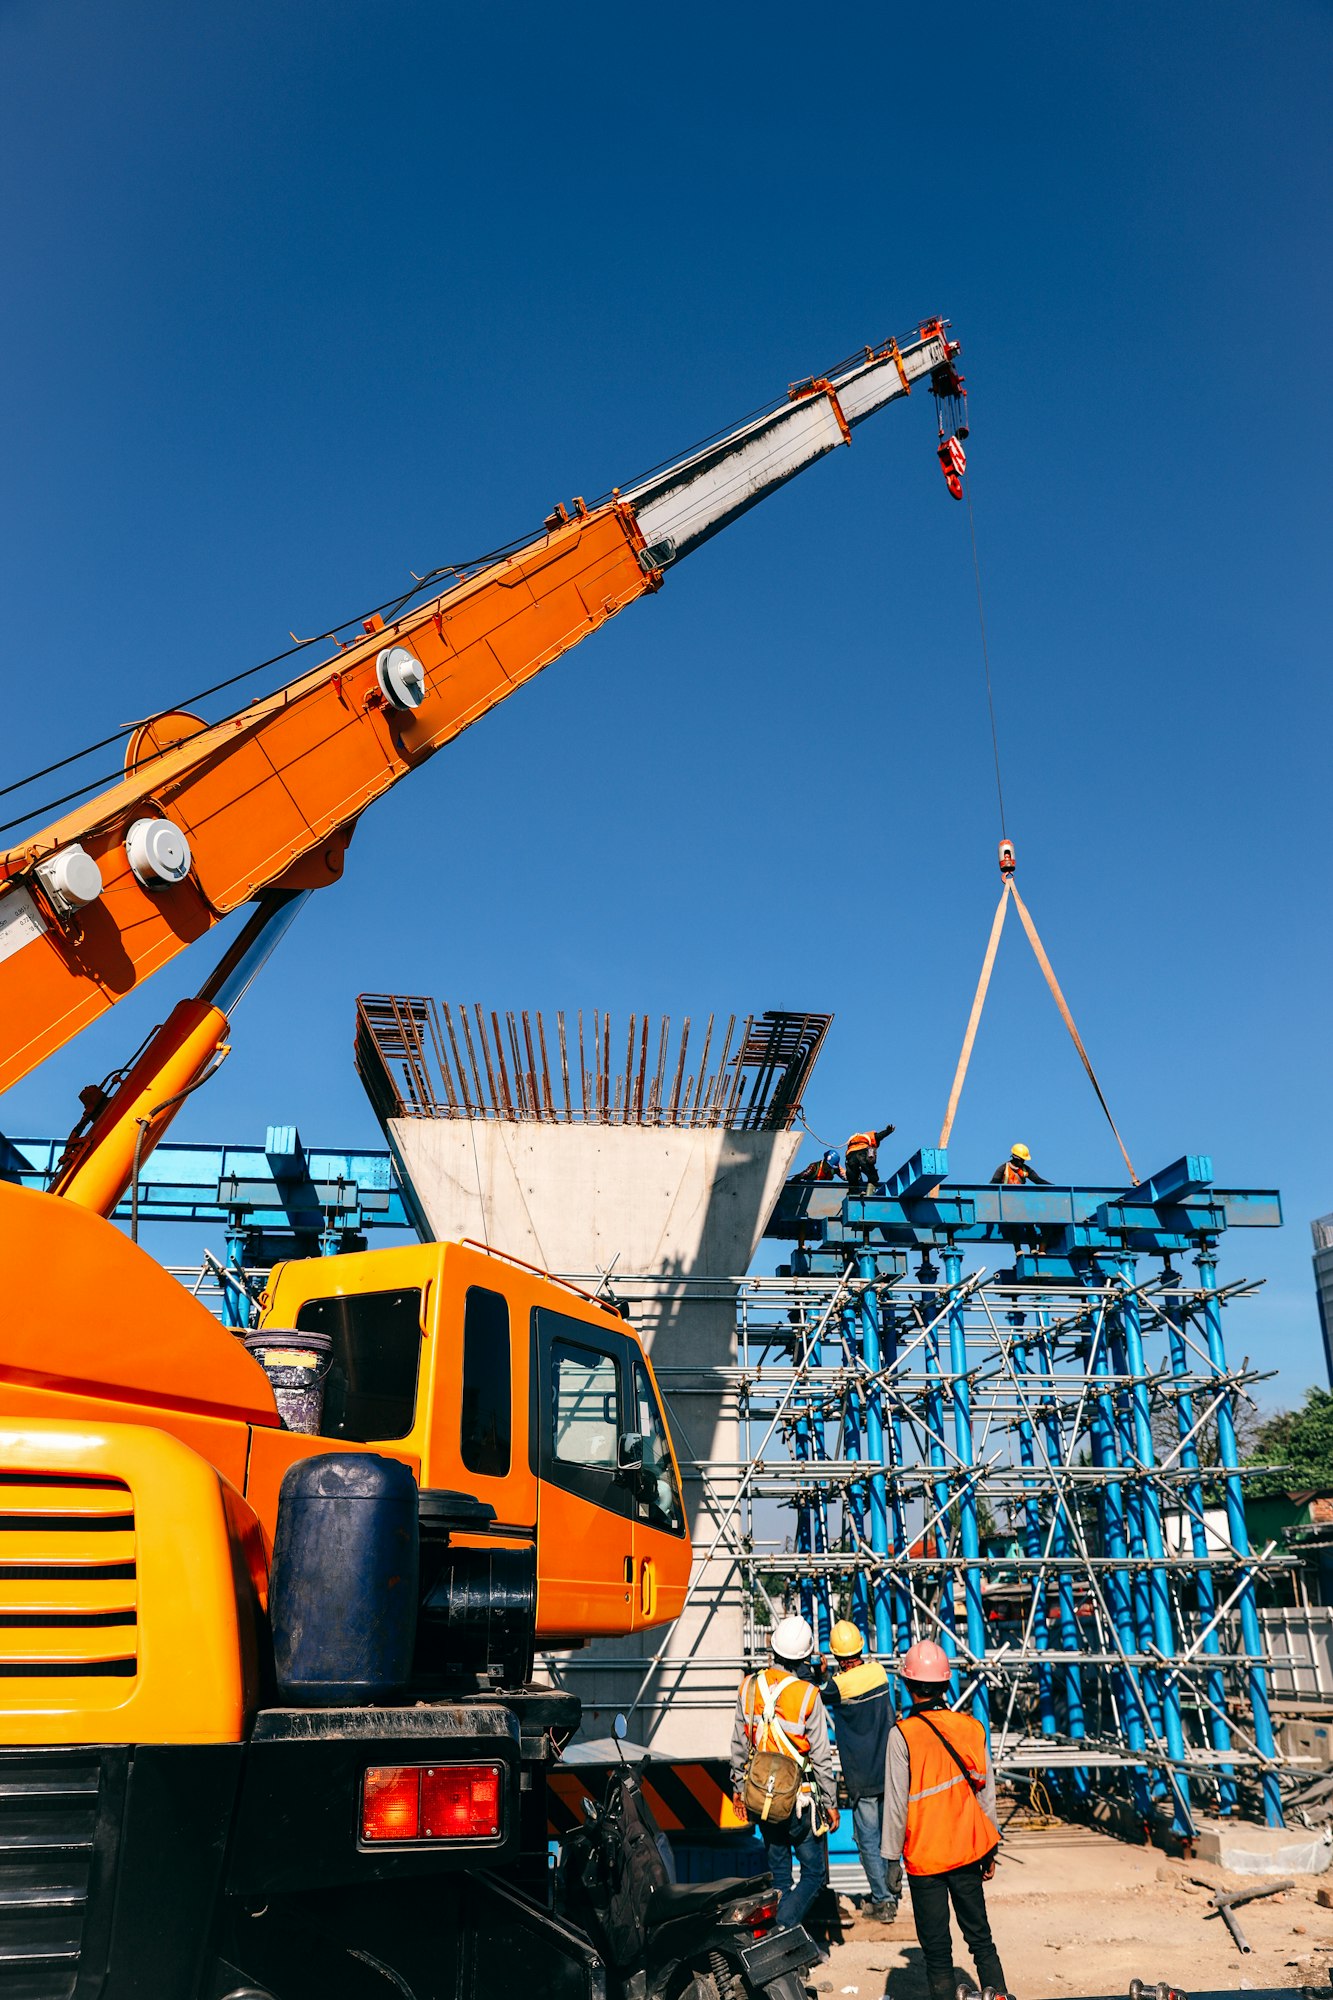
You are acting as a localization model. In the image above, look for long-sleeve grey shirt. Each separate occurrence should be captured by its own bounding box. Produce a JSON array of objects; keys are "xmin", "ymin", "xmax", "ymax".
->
[
  {"xmin": 730, "ymin": 1672, "xmax": 837, "ymax": 1805},
  {"xmin": 880, "ymin": 1713, "xmax": 999, "ymax": 1862}
]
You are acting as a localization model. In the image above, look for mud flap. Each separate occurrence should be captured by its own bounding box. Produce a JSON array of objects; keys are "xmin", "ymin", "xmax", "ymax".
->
[{"xmin": 458, "ymin": 1872, "xmax": 606, "ymax": 2000}]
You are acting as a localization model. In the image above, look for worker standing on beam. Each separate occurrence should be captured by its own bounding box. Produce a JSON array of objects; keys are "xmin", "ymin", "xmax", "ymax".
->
[
  {"xmin": 845, "ymin": 1122, "xmax": 896, "ymax": 1197},
  {"xmin": 881, "ymin": 1640, "xmax": 1011, "ymax": 2000},
  {"xmin": 825, "ymin": 1620, "xmax": 898, "ymax": 1922},
  {"xmin": 991, "ymin": 1141, "xmax": 1049, "ymax": 1187},
  {"xmin": 731, "ymin": 1614, "xmax": 839, "ymax": 1948}
]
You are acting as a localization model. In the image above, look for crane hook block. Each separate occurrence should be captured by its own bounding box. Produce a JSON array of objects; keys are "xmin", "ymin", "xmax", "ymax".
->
[
  {"xmin": 998, "ymin": 839, "xmax": 1016, "ymax": 878},
  {"xmin": 937, "ymin": 433, "xmax": 966, "ymax": 500}
]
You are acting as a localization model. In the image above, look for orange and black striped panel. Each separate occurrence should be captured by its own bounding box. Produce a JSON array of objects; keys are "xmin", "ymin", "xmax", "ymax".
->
[{"xmin": 548, "ymin": 1759, "xmax": 746, "ymax": 1837}]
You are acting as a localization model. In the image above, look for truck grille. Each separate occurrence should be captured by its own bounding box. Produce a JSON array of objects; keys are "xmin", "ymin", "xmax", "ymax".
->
[
  {"xmin": 0, "ymin": 1474, "xmax": 136, "ymax": 1693},
  {"xmin": 0, "ymin": 1756, "xmax": 101, "ymax": 2000}
]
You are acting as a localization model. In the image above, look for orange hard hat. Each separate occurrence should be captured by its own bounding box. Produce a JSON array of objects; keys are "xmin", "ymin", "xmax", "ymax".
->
[{"xmin": 901, "ymin": 1639, "xmax": 953, "ymax": 1684}]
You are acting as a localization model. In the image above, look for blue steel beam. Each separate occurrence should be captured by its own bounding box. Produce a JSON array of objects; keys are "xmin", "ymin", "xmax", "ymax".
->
[
  {"xmin": 769, "ymin": 1151, "xmax": 1281, "ymax": 1257},
  {"xmin": 3, "ymin": 1134, "xmax": 414, "ymax": 1238}
]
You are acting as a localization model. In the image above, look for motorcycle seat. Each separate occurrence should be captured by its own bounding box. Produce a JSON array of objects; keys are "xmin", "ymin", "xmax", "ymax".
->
[{"xmin": 644, "ymin": 1875, "xmax": 772, "ymax": 1928}]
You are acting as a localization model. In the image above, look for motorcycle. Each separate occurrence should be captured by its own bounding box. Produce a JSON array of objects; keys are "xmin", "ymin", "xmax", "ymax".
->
[{"xmin": 556, "ymin": 1757, "xmax": 821, "ymax": 2000}]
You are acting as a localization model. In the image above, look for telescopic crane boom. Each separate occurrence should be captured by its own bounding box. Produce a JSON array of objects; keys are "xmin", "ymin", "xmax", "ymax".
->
[{"xmin": 0, "ymin": 321, "xmax": 962, "ymax": 1207}]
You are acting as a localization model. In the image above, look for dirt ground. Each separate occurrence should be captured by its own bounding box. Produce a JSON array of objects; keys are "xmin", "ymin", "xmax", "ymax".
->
[{"xmin": 818, "ymin": 1826, "xmax": 1333, "ymax": 2000}]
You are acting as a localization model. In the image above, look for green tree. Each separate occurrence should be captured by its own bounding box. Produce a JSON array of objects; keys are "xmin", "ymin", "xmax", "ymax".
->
[{"xmin": 1246, "ymin": 1387, "xmax": 1333, "ymax": 1496}]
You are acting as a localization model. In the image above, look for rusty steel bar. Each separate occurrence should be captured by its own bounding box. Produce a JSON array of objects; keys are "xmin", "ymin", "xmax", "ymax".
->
[
  {"xmin": 455, "ymin": 1003, "xmax": 486, "ymax": 1117},
  {"xmin": 635, "ymin": 1015, "xmax": 649, "ymax": 1121},
  {"xmin": 622, "ymin": 1015, "xmax": 636, "ymax": 1125},
  {"xmin": 469, "ymin": 1003, "xmax": 498, "ymax": 1118},
  {"xmin": 650, "ymin": 1017, "xmax": 670, "ymax": 1125},
  {"xmin": 668, "ymin": 1017, "xmax": 690, "ymax": 1127},
  {"xmin": 520, "ymin": 1011, "xmax": 540, "ymax": 1119},
  {"xmin": 685, "ymin": 1013, "xmax": 714, "ymax": 1124},
  {"xmin": 706, "ymin": 1015, "xmax": 737, "ymax": 1126},
  {"xmin": 491, "ymin": 1009, "xmax": 516, "ymax": 1121},
  {"xmin": 724, "ymin": 1014, "xmax": 754, "ymax": 1126},
  {"xmin": 439, "ymin": 1003, "xmax": 472, "ymax": 1117},
  {"xmin": 505, "ymin": 1012, "xmax": 528, "ymax": 1118},
  {"xmin": 578, "ymin": 1009, "xmax": 589, "ymax": 1121},
  {"xmin": 557, "ymin": 1011, "xmax": 572, "ymax": 1122},
  {"xmin": 536, "ymin": 1011, "xmax": 556, "ymax": 1120}
]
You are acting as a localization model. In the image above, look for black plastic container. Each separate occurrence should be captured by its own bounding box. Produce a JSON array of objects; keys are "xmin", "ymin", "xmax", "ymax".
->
[{"xmin": 270, "ymin": 1452, "xmax": 420, "ymax": 1705}]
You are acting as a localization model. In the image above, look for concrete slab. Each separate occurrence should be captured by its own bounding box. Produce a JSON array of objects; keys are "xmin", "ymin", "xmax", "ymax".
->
[{"xmin": 1193, "ymin": 1820, "xmax": 1333, "ymax": 1877}]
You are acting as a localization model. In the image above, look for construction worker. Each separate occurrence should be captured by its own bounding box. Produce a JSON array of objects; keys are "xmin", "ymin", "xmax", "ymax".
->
[
  {"xmin": 845, "ymin": 1122, "xmax": 896, "ymax": 1197},
  {"xmin": 824, "ymin": 1620, "xmax": 897, "ymax": 1922},
  {"xmin": 730, "ymin": 1613, "xmax": 839, "ymax": 1942},
  {"xmin": 991, "ymin": 1141, "xmax": 1048, "ymax": 1187},
  {"xmin": 793, "ymin": 1149, "xmax": 843, "ymax": 1184},
  {"xmin": 881, "ymin": 1640, "xmax": 1010, "ymax": 2000}
]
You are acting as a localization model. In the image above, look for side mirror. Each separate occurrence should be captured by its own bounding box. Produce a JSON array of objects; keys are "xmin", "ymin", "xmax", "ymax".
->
[
  {"xmin": 613, "ymin": 1712, "xmax": 629, "ymax": 1741},
  {"xmin": 617, "ymin": 1432, "xmax": 645, "ymax": 1473}
]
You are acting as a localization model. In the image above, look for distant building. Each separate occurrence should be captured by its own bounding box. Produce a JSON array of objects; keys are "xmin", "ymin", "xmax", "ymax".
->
[{"xmin": 1313, "ymin": 1214, "xmax": 1333, "ymax": 1385}]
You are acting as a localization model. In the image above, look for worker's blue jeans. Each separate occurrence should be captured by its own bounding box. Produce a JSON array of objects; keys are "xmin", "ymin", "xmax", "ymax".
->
[
  {"xmin": 761, "ymin": 1815, "xmax": 828, "ymax": 1930},
  {"xmin": 851, "ymin": 1793, "xmax": 892, "ymax": 1903}
]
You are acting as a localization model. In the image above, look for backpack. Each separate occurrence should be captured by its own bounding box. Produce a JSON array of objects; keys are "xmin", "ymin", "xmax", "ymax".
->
[{"xmin": 741, "ymin": 1673, "xmax": 809, "ymax": 1824}]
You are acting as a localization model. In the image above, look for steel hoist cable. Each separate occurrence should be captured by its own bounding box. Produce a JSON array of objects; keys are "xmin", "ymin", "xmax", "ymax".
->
[
  {"xmin": 964, "ymin": 473, "xmax": 1008, "ymax": 841},
  {"xmin": 937, "ymin": 859, "xmax": 1138, "ymax": 1184},
  {"xmin": 940, "ymin": 469, "xmax": 1137, "ymax": 1184}
]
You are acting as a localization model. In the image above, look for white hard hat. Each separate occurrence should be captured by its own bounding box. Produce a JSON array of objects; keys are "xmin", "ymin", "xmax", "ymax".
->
[{"xmin": 771, "ymin": 1614, "xmax": 815, "ymax": 1661}]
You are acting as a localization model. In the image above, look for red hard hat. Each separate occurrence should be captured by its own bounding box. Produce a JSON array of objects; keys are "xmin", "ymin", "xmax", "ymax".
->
[{"xmin": 901, "ymin": 1639, "xmax": 953, "ymax": 1684}]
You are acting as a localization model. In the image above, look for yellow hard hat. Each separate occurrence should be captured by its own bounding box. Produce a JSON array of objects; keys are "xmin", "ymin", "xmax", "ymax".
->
[
  {"xmin": 1011, "ymin": 1142, "xmax": 1031, "ymax": 1161},
  {"xmin": 829, "ymin": 1619, "xmax": 864, "ymax": 1658}
]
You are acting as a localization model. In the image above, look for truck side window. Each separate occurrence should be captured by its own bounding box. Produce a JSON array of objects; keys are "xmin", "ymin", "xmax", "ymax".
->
[
  {"xmin": 633, "ymin": 1360, "xmax": 686, "ymax": 1536},
  {"xmin": 461, "ymin": 1285, "xmax": 511, "ymax": 1478},
  {"xmin": 294, "ymin": 1287, "xmax": 422, "ymax": 1442},
  {"xmin": 551, "ymin": 1343, "xmax": 619, "ymax": 1468},
  {"xmin": 531, "ymin": 1308, "xmax": 632, "ymax": 1519}
]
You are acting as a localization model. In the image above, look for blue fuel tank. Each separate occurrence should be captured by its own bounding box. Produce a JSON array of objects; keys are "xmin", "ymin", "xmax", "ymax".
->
[{"xmin": 270, "ymin": 1451, "xmax": 420, "ymax": 1704}]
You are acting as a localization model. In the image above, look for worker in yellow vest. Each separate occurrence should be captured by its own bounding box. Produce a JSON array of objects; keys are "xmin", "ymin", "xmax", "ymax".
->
[
  {"xmin": 825, "ymin": 1620, "xmax": 897, "ymax": 1920},
  {"xmin": 880, "ymin": 1640, "xmax": 1011, "ymax": 2000},
  {"xmin": 730, "ymin": 1614, "xmax": 839, "ymax": 1944},
  {"xmin": 845, "ymin": 1121, "xmax": 896, "ymax": 1197}
]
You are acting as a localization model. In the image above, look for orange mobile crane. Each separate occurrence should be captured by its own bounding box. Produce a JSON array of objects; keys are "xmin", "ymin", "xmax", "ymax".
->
[{"xmin": 0, "ymin": 322, "xmax": 963, "ymax": 2000}]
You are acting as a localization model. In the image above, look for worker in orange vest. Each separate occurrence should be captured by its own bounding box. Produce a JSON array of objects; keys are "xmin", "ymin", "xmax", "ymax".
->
[
  {"xmin": 730, "ymin": 1614, "xmax": 840, "ymax": 1944},
  {"xmin": 990, "ymin": 1141, "xmax": 1048, "ymax": 1188},
  {"xmin": 880, "ymin": 1640, "xmax": 1010, "ymax": 2000},
  {"xmin": 845, "ymin": 1121, "xmax": 896, "ymax": 1197}
]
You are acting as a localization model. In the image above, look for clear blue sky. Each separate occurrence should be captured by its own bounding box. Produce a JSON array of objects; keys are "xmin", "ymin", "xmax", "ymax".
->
[{"xmin": 1, "ymin": 2, "xmax": 1329, "ymax": 1399}]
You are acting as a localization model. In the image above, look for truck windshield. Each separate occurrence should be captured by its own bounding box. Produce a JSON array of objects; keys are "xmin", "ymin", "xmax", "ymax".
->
[{"xmin": 294, "ymin": 1287, "xmax": 423, "ymax": 1441}]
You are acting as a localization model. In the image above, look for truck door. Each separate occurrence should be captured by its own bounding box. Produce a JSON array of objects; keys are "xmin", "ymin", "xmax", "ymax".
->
[
  {"xmin": 626, "ymin": 1354, "xmax": 690, "ymax": 1630},
  {"xmin": 532, "ymin": 1308, "xmax": 637, "ymax": 1636}
]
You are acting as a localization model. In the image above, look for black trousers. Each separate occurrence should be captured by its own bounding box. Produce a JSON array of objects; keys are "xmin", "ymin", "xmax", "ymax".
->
[
  {"xmin": 907, "ymin": 1854, "xmax": 1006, "ymax": 1998},
  {"xmin": 846, "ymin": 1149, "xmax": 880, "ymax": 1196}
]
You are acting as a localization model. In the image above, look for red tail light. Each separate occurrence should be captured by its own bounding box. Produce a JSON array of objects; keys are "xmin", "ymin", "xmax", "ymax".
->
[
  {"xmin": 719, "ymin": 1889, "xmax": 780, "ymax": 1932},
  {"xmin": 362, "ymin": 1765, "xmax": 422, "ymax": 1842},
  {"xmin": 423, "ymin": 1764, "xmax": 502, "ymax": 1838},
  {"xmin": 360, "ymin": 1763, "xmax": 503, "ymax": 1843}
]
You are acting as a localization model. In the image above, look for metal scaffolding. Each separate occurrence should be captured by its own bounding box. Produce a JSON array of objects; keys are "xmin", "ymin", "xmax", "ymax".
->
[{"xmin": 637, "ymin": 1149, "xmax": 1291, "ymax": 1837}]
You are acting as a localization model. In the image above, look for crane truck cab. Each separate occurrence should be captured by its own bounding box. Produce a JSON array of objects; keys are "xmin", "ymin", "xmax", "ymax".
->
[{"xmin": 253, "ymin": 1238, "xmax": 691, "ymax": 1647}]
